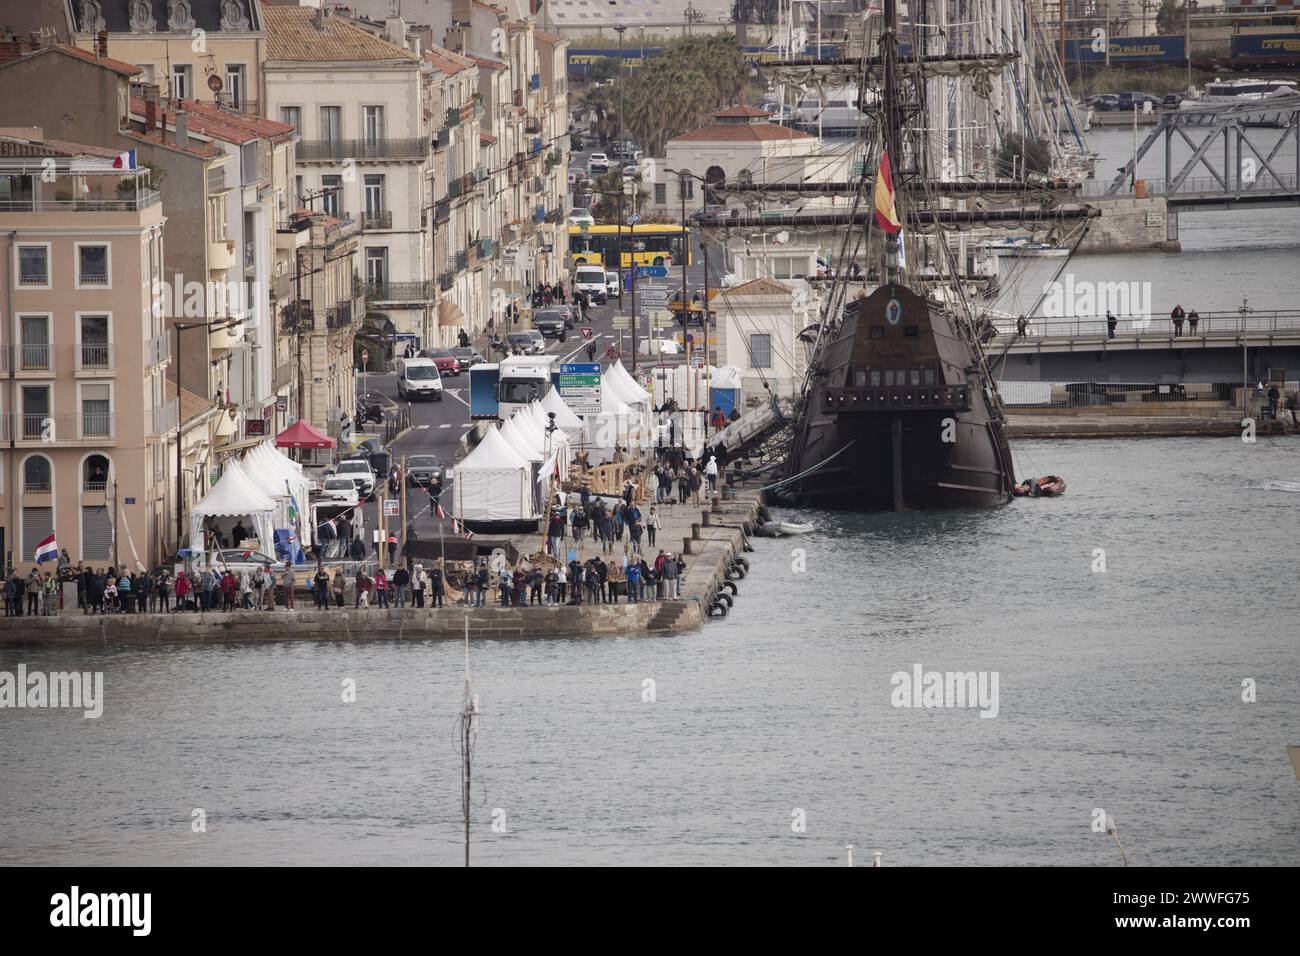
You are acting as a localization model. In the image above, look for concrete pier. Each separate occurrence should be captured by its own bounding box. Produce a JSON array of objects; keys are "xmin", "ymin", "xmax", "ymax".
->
[{"xmin": 0, "ymin": 490, "xmax": 762, "ymax": 647}]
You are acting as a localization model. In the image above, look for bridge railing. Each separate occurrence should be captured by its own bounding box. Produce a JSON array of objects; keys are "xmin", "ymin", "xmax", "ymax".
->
[
  {"xmin": 998, "ymin": 310, "xmax": 1300, "ymax": 340},
  {"xmin": 1079, "ymin": 173, "xmax": 1297, "ymax": 198}
]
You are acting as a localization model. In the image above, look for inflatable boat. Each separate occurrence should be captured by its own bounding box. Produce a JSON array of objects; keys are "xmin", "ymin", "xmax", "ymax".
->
[
  {"xmin": 755, "ymin": 520, "xmax": 817, "ymax": 537},
  {"xmin": 1013, "ymin": 475, "xmax": 1067, "ymax": 498}
]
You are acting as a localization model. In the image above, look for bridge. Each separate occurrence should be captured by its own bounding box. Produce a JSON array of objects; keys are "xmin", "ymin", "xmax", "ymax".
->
[
  {"xmin": 991, "ymin": 308, "xmax": 1300, "ymax": 382},
  {"xmin": 1084, "ymin": 102, "xmax": 1300, "ymax": 217}
]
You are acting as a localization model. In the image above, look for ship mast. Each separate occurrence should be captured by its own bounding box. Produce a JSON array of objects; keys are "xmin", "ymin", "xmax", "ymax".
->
[{"xmin": 880, "ymin": 0, "xmax": 901, "ymax": 283}]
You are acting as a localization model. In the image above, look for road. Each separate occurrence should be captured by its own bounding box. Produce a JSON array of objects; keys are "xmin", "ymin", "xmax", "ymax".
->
[{"xmin": 350, "ymin": 149, "xmax": 725, "ymax": 552}]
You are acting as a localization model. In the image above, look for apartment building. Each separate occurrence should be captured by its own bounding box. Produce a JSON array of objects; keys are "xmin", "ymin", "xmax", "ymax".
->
[
  {"xmin": 0, "ymin": 131, "xmax": 172, "ymax": 572},
  {"xmin": 277, "ymin": 209, "xmax": 365, "ymax": 432},
  {"xmin": 262, "ymin": 5, "xmax": 436, "ymax": 349},
  {"xmin": 68, "ymin": 0, "xmax": 266, "ymax": 115}
]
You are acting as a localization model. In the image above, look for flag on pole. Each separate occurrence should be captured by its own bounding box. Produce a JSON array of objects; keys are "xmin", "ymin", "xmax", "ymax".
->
[
  {"xmin": 34, "ymin": 533, "xmax": 58, "ymax": 564},
  {"xmin": 436, "ymin": 501, "xmax": 446, "ymax": 520},
  {"xmin": 112, "ymin": 149, "xmax": 137, "ymax": 170},
  {"xmin": 874, "ymin": 148, "xmax": 902, "ymax": 234}
]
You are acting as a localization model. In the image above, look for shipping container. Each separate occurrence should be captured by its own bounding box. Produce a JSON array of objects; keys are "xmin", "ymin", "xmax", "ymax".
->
[
  {"xmin": 1065, "ymin": 35, "xmax": 1186, "ymax": 64},
  {"xmin": 1231, "ymin": 31, "xmax": 1300, "ymax": 64}
]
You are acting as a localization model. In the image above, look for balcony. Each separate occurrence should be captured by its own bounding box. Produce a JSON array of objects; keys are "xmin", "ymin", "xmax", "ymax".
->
[
  {"xmin": 446, "ymin": 106, "xmax": 460, "ymax": 128},
  {"xmin": 530, "ymin": 137, "xmax": 543, "ymax": 155},
  {"xmin": 327, "ymin": 301, "xmax": 355, "ymax": 328},
  {"xmin": 438, "ymin": 271, "xmax": 454, "ymax": 292},
  {"xmin": 433, "ymin": 127, "xmax": 451, "ymax": 150},
  {"xmin": 434, "ymin": 198, "xmax": 451, "ymax": 223},
  {"xmin": 207, "ymin": 165, "xmax": 228, "ymax": 193},
  {"xmin": 530, "ymin": 176, "xmax": 543, "ymax": 194},
  {"xmin": 473, "ymin": 237, "xmax": 494, "ymax": 261},
  {"xmin": 529, "ymin": 73, "xmax": 541, "ymax": 92},
  {"xmin": 0, "ymin": 191, "xmax": 162, "ymax": 214},
  {"xmin": 147, "ymin": 333, "xmax": 171, "ymax": 367},
  {"xmin": 361, "ymin": 210, "xmax": 393, "ymax": 231},
  {"xmin": 148, "ymin": 400, "xmax": 179, "ymax": 437},
  {"xmin": 455, "ymin": 250, "xmax": 469, "ymax": 272},
  {"xmin": 276, "ymin": 217, "xmax": 311, "ymax": 250},
  {"xmin": 8, "ymin": 413, "xmax": 117, "ymax": 443},
  {"xmin": 532, "ymin": 205, "xmax": 546, "ymax": 224},
  {"xmin": 75, "ymin": 342, "xmax": 114, "ymax": 371},
  {"xmin": 821, "ymin": 384, "xmax": 972, "ymax": 414},
  {"xmin": 273, "ymin": 361, "xmax": 295, "ymax": 392},
  {"xmin": 448, "ymin": 177, "xmax": 462, "ymax": 199},
  {"xmin": 525, "ymin": 116, "xmax": 541, "ymax": 134},
  {"xmin": 281, "ymin": 300, "xmax": 314, "ymax": 332},
  {"xmin": 297, "ymin": 138, "xmax": 430, "ymax": 162},
  {"xmin": 18, "ymin": 343, "xmax": 52, "ymax": 372},
  {"xmin": 210, "ymin": 238, "xmax": 236, "ymax": 272},
  {"xmin": 367, "ymin": 280, "xmax": 434, "ymax": 302}
]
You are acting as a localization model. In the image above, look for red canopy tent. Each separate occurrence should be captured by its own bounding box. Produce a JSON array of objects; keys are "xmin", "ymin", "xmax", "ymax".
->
[{"xmin": 275, "ymin": 420, "xmax": 335, "ymax": 449}]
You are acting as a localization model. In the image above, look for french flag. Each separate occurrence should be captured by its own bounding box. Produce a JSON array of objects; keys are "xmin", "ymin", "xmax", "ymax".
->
[
  {"xmin": 112, "ymin": 149, "xmax": 137, "ymax": 170},
  {"xmin": 34, "ymin": 532, "xmax": 58, "ymax": 564}
]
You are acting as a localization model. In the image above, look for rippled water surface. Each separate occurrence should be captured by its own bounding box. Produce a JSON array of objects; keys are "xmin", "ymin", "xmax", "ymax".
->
[{"xmin": 2, "ymin": 438, "xmax": 1298, "ymax": 866}]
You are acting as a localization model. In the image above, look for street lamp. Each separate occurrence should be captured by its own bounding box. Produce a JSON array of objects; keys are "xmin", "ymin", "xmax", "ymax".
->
[{"xmin": 667, "ymin": 167, "xmax": 714, "ymax": 419}]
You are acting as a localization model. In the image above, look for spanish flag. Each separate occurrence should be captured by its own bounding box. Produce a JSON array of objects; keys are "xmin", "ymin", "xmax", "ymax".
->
[{"xmin": 873, "ymin": 149, "xmax": 902, "ymax": 235}]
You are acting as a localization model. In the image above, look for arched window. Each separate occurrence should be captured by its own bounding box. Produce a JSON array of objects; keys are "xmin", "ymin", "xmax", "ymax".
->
[
  {"xmin": 23, "ymin": 455, "xmax": 51, "ymax": 493},
  {"xmin": 84, "ymin": 454, "xmax": 110, "ymax": 492},
  {"xmin": 704, "ymin": 166, "xmax": 726, "ymax": 207}
]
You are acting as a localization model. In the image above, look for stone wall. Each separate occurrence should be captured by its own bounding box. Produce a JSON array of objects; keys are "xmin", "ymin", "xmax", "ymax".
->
[{"xmin": 1077, "ymin": 196, "xmax": 1180, "ymax": 253}]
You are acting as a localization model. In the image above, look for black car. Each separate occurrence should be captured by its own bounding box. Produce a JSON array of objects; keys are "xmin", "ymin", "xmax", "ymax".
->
[
  {"xmin": 406, "ymin": 454, "xmax": 445, "ymax": 488},
  {"xmin": 450, "ymin": 346, "xmax": 485, "ymax": 368},
  {"xmin": 533, "ymin": 308, "xmax": 568, "ymax": 339}
]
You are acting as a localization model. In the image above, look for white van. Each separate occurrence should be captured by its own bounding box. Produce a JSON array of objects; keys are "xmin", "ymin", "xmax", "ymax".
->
[
  {"xmin": 574, "ymin": 264, "xmax": 608, "ymax": 304},
  {"xmin": 395, "ymin": 356, "xmax": 443, "ymax": 400}
]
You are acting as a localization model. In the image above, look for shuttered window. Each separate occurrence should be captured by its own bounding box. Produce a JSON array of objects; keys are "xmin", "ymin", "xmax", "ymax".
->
[
  {"xmin": 749, "ymin": 333, "xmax": 772, "ymax": 369},
  {"xmin": 81, "ymin": 505, "xmax": 112, "ymax": 561},
  {"xmin": 21, "ymin": 506, "xmax": 53, "ymax": 562}
]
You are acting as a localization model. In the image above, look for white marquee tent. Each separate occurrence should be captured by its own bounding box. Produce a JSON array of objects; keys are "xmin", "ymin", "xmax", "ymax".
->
[
  {"xmin": 539, "ymin": 386, "xmax": 585, "ymax": 442},
  {"xmin": 188, "ymin": 458, "xmax": 277, "ymax": 556},
  {"xmin": 454, "ymin": 425, "xmax": 536, "ymax": 523}
]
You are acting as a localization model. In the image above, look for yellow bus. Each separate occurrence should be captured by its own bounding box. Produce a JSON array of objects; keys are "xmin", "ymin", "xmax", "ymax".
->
[{"xmin": 568, "ymin": 223, "xmax": 692, "ymax": 270}]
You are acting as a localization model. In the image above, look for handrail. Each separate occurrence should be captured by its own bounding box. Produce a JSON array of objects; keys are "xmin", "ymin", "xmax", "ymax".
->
[{"xmin": 1002, "ymin": 309, "xmax": 1300, "ymax": 340}]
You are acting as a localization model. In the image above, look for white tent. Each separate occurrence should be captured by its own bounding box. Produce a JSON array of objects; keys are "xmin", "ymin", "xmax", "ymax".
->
[
  {"xmin": 584, "ymin": 384, "xmax": 643, "ymax": 459},
  {"xmin": 539, "ymin": 386, "xmax": 584, "ymax": 441},
  {"xmin": 454, "ymin": 425, "xmax": 535, "ymax": 523},
  {"xmin": 500, "ymin": 413, "xmax": 542, "ymax": 462},
  {"xmin": 523, "ymin": 402, "xmax": 571, "ymax": 478},
  {"xmin": 188, "ymin": 458, "xmax": 277, "ymax": 557},
  {"xmin": 247, "ymin": 441, "xmax": 313, "ymax": 544},
  {"xmin": 606, "ymin": 360, "xmax": 652, "ymax": 407}
]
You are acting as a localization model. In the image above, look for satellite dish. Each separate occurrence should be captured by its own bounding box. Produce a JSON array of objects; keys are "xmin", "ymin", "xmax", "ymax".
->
[
  {"xmin": 774, "ymin": 230, "xmax": 790, "ymax": 245},
  {"xmin": 207, "ymin": 74, "xmax": 223, "ymax": 93}
]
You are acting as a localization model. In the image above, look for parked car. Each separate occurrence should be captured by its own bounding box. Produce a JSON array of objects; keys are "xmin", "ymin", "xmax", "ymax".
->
[
  {"xmin": 418, "ymin": 347, "xmax": 461, "ymax": 377},
  {"xmin": 567, "ymin": 206, "xmax": 595, "ymax": 227},
  {"xmin": 1116, "ymin": 91, "xmax": 1161, "ymax": 111},
  {"xmin": 405, "ymin": 454, "xmax": 445, "ymax": 488},
  {"xmin": 605, "ymin": 270, "xmax": 621, "ymax": 299},
  {"xmin": 1085, "ymin": 93, "xmax": 1119, "ymax": 111},
  {"xmin": 450, "ymin": 346, "xmax": 485, "ymax": 368},
  {"xmin": 332, "ymin": 458, "xmax": 375, "ymax": 498},
  {"xmin": 587, "ymin": 151, "xmax": 609, "ymax": 174},
  {"xmin": 533, "ymin": 308, "xmax": 568, "ymax": 339},
  {"xmin": 1161, "ymin": 92, "xmax": 1184, "ymax": 107},
  {"xmin": 319, "ymin": 476, "xmax": 361, "ymax": 507}
]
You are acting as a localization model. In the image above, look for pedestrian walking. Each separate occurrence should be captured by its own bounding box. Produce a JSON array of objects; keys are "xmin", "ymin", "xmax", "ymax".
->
[
  {"xmin": 1106, "ymin": 310, "xmax": 1117, "ymax": 339},
  {"xmin": 646, "ymin": 506, "xmax": 660, "ymax": 548},
  {"xmin": 705, "ymin": 455, "xmax": 719, "ymax": 492}
]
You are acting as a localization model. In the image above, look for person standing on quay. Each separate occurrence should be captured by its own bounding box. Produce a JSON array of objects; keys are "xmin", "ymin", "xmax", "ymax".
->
[
  {"xmin": 333, "ymin": 568, "xmax": 347, "ymax": 608},
  {"xmin": 1170, "ymin": 303, "xmax": 1186, "ymax": 337},
  {"xmin": 314, "ymin": 566, "xmax": 330, "ymax": 609},
  {"xmin": 646, "ymin": 506, "xmax": 660, "ymax": 549},
  {"xmin": 705, "ymin": 455, "xmax": 719, "ymax": 492},
  {"xmin": 281, "ymin": 565, "xmax": 296, "ymax": 611},
  {"xmin": 392, "ymin": 565, "xmax": 410, "ymax": 608}
]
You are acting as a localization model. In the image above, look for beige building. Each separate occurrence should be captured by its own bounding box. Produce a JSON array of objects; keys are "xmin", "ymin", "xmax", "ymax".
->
[
  {"xmin": 0, "ymin": 131, "xmax": 173, "ymax": 572},
  {"xmin": 277, "ymin": 210, "xmax": 364, "ymax": 432},
  {"xmin": 68, "ymin": 0, "xmax": 266, "ymax": 116},
  {"xmin": 713, "ymin": 276, "xmax": 813, "ymax": 402}
]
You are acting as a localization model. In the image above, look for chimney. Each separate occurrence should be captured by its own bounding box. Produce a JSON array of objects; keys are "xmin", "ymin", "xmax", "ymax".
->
[
  {"xmin": 175, "ymin": 110, "xmax": 189, "ymax": 150},
  {"xmin": 451, "ymin": 0, "xmax": 473, "ymax": 26},
  {"xmin": 96, "ymin": 30, "xmax": 108, "ymax": 59},
  {"xmin": 446, "ymin": 26, "xmax": 466, "ymax": 54},
  {"xmin": 144, "ymin": 85, "xmax": 159, "ymax": 139},
  {"xmin": 385, "ymin": 18, "xmax": 406, "ymax": 49},
  {"xmin": 315, "ymin": 6, "xmax": 328, "ymax": 30}
]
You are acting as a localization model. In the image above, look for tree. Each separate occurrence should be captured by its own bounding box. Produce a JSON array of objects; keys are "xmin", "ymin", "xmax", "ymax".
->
[
  {"xmin": 1155, "ymin": 0, "xmax": 1186, "ymax": 35},
  {"xmin": 588, "ymin": 170, "xmax": 648, "ymax": 223},
  {"xmin": 995, "ymin": 133, "xmax": 1050, "ymax": 179}
]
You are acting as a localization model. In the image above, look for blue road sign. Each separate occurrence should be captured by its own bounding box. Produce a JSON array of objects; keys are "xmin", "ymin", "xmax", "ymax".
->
[
  {"xmin": 636, "ymin": 265, "xmax": 668, "ymax": 278},
  {"xmin": 626, "ymin": 214, "xmax": 641, "ymax": 225}
]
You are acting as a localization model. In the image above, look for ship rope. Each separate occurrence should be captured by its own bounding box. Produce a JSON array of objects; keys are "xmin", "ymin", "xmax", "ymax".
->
[{"xmin": 759, "ymin": 440, "xmax": 857, "ymax": 493}]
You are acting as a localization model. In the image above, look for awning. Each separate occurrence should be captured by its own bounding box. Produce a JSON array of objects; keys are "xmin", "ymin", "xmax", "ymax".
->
[
  {"xmin": 438, "ymin": 297, "xmax": 466, "ymax": 328},
  {"xmin": 276, "ymin": 419, "xmax": 335, "ymax": 449}
]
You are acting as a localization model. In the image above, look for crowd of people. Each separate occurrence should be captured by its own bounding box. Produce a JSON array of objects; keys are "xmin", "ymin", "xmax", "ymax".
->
[{"xmin": 454, "ymin": 550, "xmax": 683, "ymax": 607}]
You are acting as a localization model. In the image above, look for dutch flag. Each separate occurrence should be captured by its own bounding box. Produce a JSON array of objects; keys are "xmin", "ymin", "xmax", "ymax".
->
[{"xmin": 34, "ymin": 533, "xmax": 58, "ymax": 564}]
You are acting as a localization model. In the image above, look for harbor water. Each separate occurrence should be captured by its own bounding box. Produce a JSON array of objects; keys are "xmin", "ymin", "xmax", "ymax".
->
[{"xmin": 3, "ymin": 437, "xmax": 1298, "ymax": 866}]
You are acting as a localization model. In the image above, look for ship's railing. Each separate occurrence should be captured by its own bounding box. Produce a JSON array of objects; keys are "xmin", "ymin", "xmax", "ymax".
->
[
  {"xmin": 997, "ymin": 309, "xmax": 1300, "ymax": 341},
  {"xmin": 823, "ymin": 384, "xmax": 971, "ymax": 413}
]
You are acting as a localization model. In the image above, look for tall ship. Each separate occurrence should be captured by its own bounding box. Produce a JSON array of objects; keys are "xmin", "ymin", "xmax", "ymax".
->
[{"xmin": 698, "ymin": 0, "xmax": 1098, "ymax": 511}]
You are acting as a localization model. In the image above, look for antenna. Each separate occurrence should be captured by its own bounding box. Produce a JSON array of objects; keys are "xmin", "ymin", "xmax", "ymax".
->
[{"xmin": 460, "ymin": 613, "xmax": 479, "ymax": 867}]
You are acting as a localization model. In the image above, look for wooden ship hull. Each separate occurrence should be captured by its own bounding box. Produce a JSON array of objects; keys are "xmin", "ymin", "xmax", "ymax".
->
[{"xmin": 774, "ymin": 283, "xmax": 1015, "ymax": 511}]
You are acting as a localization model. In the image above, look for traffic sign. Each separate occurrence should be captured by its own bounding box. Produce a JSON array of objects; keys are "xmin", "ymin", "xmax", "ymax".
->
[
  {"xmin": 383, "ymin": 499, "xmax": 400, "ymax": 517},
  {"xmin": 558, "ymin": 362, "xmax": 602, "ymax": 414},
  {"xmin": 580, "ymin": 326, "xmax": 594, "ymax": 339},
  {"xmin": 636, "ymin": 265, "xmax": 668, "ymax": 278},
  {"xmin": 626, "ymin": 214, "xmax": 641, "ymax": 225},
  {"xmin": 361, "ymin": 348, "xmax": 369, "ymax": 363},
  {"xmin": 611, "ymin": 316, "xmax": 630, "ymax": 330}
]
